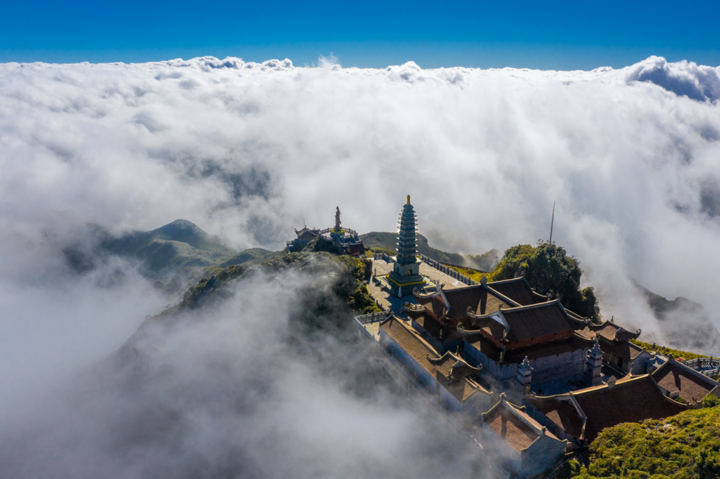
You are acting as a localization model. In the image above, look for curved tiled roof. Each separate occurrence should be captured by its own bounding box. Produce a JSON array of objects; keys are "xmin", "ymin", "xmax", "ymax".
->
[
  {"xmin": 466, "ymin": 300, "xmax": 589, "ymax": 345},
  {"xmin": 486, "ymin": 277, "xmax": 549, "ymax": 306},
  {"xmin": 483, "ymin": 399, "xmax": 560, "ymax": 453},
  {"xmin": 652, "ymin": 358, "xmax": 719, "ymax": 405},
  {"xmin": 530, "ymin": 375, "xmax": 687, "ymax": 442},
  {"xmin": 379, "ymin": 315, "xmax": 489, "ymax": 402}
]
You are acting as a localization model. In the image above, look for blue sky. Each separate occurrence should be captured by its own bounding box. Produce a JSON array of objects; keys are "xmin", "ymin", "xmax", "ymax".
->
[{"xmin": 2, "ymin": 0, "xmax": 719, "ymax": 69}]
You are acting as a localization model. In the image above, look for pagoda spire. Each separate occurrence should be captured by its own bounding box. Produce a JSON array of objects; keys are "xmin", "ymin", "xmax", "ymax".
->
[
  {"xmin": 396, "ymin": 196, "xmax": 419, "ymax": 265},
  {"xmin": 387, "ymin": 195, "xmax": 425, "ymax": 296}
]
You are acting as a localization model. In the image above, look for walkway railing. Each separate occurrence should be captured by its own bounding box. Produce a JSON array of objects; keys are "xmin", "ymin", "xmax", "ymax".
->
[
  {"xmin": 354, "ymin": 310, "xmax": 392, "ymax": 325},
  {"xmin": 418, "ymin": 254, "xmax": 479, "ymax": 286},
  {"xmin": 373, "ymin": 252, "xmax": 395, "ymax": 263},
  {"xmin": 318, "ymin": 227, "xmax": 359, "ymax": 236}
]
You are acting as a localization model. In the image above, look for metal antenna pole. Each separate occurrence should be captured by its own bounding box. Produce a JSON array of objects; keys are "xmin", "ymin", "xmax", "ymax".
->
[{"xmin": 549, "ymin": 202, "xmax": 555, "ymax": 245}]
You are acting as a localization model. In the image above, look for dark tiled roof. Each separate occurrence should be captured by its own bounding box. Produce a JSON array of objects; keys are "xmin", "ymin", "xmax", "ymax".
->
[
  {"xmin": 343, "ymin": 243, "xmax": 365, "ymax": 255},
  {"xmin": 416, "ymin": 285, "xmax": 514, "ymax": 322},
  {"xmin": 652, "ymin": 359, "xmax": 719, "ymax": 405},
  {"xmin": 379, "ymin": 316, "xmax": 483, "ymax": 402},
  {"xmin": 468, "ymin": 300, "xmax": 587, "ymax": 344},
  {"xmin": 487, "ymin": 277, "xmax": 548, "ymax": 306},
  {"xmin": 503, "ymin": 301, "xmax": 581, "ymax": 343},
  {"xmin": 534, "ymin": 375, "xmax": 688, "ymax": 442},
  {"xmin": 582, "ymin": 321, "xmax": 641, "ymax": 342},
  {"xmin": 484, "ymin": 401, "xmax": 554, "ymax": 453},
  {"xmin": 443, "ymin": 285, "xmax": 510, "ymax": 322},
  {"xmin": 530, "ymin": 397, "xmax": 584, "ymax": 439},
  {"xmin": 380, "ymin": 316, "xmax": 439, "ymax": 374}
]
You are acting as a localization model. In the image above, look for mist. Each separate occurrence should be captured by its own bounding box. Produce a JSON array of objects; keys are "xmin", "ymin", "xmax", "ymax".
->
[
  {"xmin": 1, "ymin": 53, "xmax": 720, "ymax": 476},
  {"xmin": 0, "ymin": 268, "xmax": 483, "ymax": 478}
]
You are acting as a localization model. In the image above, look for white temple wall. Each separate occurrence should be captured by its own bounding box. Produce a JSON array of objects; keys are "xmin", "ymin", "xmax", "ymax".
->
[
  {"xmin": 379, "ymin": 330, "xmax": 438, "ymax": 393},
  {"xmin": 530, "ymin": 349, "xmax": 587, "ymax": 383}
]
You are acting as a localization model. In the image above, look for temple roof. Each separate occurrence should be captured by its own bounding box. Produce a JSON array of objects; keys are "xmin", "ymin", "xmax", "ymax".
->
[
  {"xmin": 530, "ymin": 374, "xmax": 687, "ymax": 442},
  {"xmin": 530, "ymin": 396, "xmax": 585, "ymax": 440},
  {"xmin": 294, "ymin": 227, "xmax": 319, "ymax": 241},
  {"xmin": 466, "ymin": 300, "xmax": 589, "ymax": 345},
  {"xmin": 379, "ymin": 315, "xmax": 488, "ymax": 402},
  {"xmin": 428, "ymin": 351, "xmax": 482, "ymax": 382},
  {"xmin": 651, "ymin": 358, "xmax": 719, "ymax": 405},
  {"xmin": 486, "ymin": 277, "xmax": 549, "ymax": 306},
  {"xmin": 343, "ymin": 243, "xmax": 365, "ymax": 256},
  {"xmin": 414, "ymin": 284, "xmax": 515, "ymax": 323},
  {"xmin": 483, "ymin": 398, "xmax": 559, "ymax": 453},
  {"xmin": 581, "ymin": 320, "xmax": 641, "ymax": 343}
]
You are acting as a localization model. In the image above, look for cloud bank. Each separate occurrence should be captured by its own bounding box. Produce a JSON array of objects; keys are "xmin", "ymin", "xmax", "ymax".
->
[
  {"xmin": 1, "ymin": 54, "xmax": 720, "ymax": 476},
  {"xmin": 0, "ymin": 270, "xmax": 483, "ymax": 478}
]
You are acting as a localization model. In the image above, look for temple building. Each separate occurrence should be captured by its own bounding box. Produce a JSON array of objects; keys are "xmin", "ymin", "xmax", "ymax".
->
[
  {"xmin": 527, "ymin": 373, "xmax": 688, "ymax": 444},
  {"xmin": 286, "ymin": 226, "xmax": 320, "ymax": 252},
  {"xmin": 651, "ymin": 356, "xmax": 719, "ymax": 406},
  {"xmin": 386, "ymin": 196, "xmax": 426, "ymax": 296},
  {"xmin": 378, "ymin": 314, "xmax": 493, "ymax": 414},
  {"xmin": 479, "ymin": 395, "xmax": 567, "ymax": 478},
  {"xmin": 286, "ymin": 207, "xmax": 365, "ymax": 256},
  {"xmin": 405, "ymin": 277, "xmax": 595, "ymax": 392},
  {"xmin": 578, "ymin": 320, "xmax": 643, "ymax": 374},
  {"xmin": 352, "ymin": 195, "xmax": 719, "ymax": 476}
]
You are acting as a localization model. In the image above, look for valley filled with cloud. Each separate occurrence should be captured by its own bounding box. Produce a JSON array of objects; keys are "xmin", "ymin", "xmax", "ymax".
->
[{"xmin": 1, "ymin": 55, "xmax": 719, "ymax": 477}]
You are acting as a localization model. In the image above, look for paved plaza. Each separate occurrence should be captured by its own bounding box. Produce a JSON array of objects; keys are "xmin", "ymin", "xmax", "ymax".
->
[{"xmin": 367, "ymin": 258, "xmax": 469, "ymax": 313}]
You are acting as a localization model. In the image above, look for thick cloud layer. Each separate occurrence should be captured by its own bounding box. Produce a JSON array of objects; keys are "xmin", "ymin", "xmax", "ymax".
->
[
  {"xmin": 3, "ymin": 55, "xmax": 720, "ymax": 350},
  {"xmin": 0, "ymin": 270, "xmax": 483, "ymax": 478},
  {"xmin": 2, "ymin": 56, "xmax": 720, "ymax": 476}
]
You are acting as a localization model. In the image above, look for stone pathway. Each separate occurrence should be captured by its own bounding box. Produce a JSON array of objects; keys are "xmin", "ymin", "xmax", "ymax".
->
[{"xmin": 367, "ymin": 259, "xmax": 471, "ymax": 314}]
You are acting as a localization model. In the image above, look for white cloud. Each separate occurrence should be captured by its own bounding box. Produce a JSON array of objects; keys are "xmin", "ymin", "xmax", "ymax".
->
[
  {"xmin": 2, "ymin": 53, "xmax": 720, "ymax": 475},
  {"xmin": 0, "ymin": 270, "xmax": 481, "ymax": 478}
]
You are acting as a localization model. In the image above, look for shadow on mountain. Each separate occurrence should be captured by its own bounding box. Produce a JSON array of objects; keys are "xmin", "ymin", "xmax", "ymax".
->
[{"xmin": 63, "ymin": 219, "xmax": 277, "ymax": 295}]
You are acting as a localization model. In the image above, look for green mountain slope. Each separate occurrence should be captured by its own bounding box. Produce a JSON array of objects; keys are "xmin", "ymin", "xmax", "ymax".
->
[
  {"xmin": 98, "ymin": 219, "xmax": 276, "ymax": 293},
  {"xmin": 102, "ymin": 219, "xmax": 238, "ymax": 270},
  {"xmin": 360, "ymin": 231, "xmax": 463, "ymax": 264}
]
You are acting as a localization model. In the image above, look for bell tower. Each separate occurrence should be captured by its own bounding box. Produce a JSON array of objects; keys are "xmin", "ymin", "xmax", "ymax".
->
[{"xmin": 387, "ymin": 195, "xmax": 426, "ymax": 296}]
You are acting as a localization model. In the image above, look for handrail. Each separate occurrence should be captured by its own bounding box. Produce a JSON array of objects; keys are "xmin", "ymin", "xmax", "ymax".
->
[{"xmin": 418, "ymin": 254, "xmax": 479, "ymax": 286}]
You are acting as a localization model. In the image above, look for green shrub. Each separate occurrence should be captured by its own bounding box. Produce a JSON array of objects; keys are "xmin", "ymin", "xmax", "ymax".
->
[
  {"xmin": 489, "ymin": 243, "xmax": 600, "ymax": 319},
  {"xmin": 566, "ymin": 408, "xmax": 720, "ymax": 478}
]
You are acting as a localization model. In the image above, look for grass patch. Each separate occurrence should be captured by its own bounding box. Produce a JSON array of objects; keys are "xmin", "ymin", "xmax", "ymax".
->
[
  {"xmin": 563, "ymin": 406, "xmax": 720, "ymax": 478},
  {"xmin": 630, "ymin": 339, "xmax": 710, "ymax": 361},
  {"xmin": 446, "ymin": 264, "xmax": 491, "ymax": 283}
]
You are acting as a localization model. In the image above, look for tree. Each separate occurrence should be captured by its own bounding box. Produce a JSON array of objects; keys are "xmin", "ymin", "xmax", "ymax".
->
[{"xmin": 490, "ymin": 243, "xmax": 600, "ymax": 319}]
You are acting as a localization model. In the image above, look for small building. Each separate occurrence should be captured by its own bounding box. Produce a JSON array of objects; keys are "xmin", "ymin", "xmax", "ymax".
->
[
  {"xmin": 579, "ymin": 320, "xmax": 643, "ymax": 374},
  {"xmin": 651, "ymin": 356, "xmax": 719, "ymax": 406},
  {"xmin": 630, "ymin": 349, "xmax": 668, "ymax": 375},
  {"xmin": 287, "ymin": 207, "xmax": 365, "ymax": 256},
  {"xmin": 480, "ymin": 395, "xmax": 567, "ymax": 478},
  {"xmin": 286, "ymin": 226, "xmax": 320, "ymax": 252}
]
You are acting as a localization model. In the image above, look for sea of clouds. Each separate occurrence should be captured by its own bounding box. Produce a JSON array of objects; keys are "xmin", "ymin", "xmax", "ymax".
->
[{"xmin": 1, "ymin": 55, "xmax": 719, "ymax": 477}]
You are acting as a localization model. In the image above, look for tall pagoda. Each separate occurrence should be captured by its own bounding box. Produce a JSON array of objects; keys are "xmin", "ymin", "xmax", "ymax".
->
[{"xmin": 387, "ymin": 195, "xmax": 426, "ymax": 296}]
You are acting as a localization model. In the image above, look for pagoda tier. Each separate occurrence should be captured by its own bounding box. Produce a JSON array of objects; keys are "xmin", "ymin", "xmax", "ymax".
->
[{"xmin": 387, "ymin": 196, "xmax": 426, "ymax": 296}]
